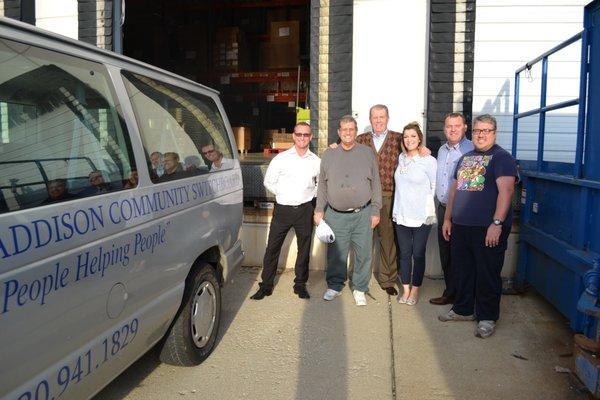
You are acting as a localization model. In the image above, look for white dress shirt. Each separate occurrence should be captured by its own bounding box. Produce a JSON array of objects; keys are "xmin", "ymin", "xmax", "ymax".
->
[
  {"xmin": 263, "ymin": 146, "xmax": 321, "ymax": 206},
  {"xmin": 211, "ymin": 157, "xmax": 234, "ymax": 171},
  {"xmin": 372, "ymin": 129, "xmax": 388, "ymax": 152}
]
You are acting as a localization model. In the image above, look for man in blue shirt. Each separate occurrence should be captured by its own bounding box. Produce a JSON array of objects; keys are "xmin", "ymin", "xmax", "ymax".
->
[
  {"xmin": 429, "ymin": 113, "xmax": 474, "ymax": 306},
  {"xmin": 438, "ymin": 114, "xmax": 518, "ymax": 339}
]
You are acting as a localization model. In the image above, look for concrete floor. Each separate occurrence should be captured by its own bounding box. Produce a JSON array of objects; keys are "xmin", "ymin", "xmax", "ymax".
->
[{"xmin": 95, "ymin": 267, "xmax": 590, "ymax": 400}]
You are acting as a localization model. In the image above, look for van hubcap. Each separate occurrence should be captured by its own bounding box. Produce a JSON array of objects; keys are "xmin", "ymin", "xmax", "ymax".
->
[{"xmin": 190, "ymin": 281, "xmax": 216, "ymax": 348}]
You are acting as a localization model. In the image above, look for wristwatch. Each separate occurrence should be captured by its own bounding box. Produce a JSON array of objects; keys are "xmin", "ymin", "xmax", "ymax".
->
[{"xmin": 493, "ymin": 218, "xmax": 503, "ymax": 226}]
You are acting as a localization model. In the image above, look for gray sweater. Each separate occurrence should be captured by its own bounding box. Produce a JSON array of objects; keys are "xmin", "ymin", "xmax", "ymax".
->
[{"xmin": 316, "ymin": 143, "xmax": 382, "ymax": 216}]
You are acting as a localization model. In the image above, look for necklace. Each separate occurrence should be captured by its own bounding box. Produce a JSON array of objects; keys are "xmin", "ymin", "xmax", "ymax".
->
[{"xmin": 399, "ymin": 155, "xmax": 415, "ymax": 174}]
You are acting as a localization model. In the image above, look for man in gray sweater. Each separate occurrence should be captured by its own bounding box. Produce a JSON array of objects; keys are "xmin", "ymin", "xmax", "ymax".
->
[{"xmin": 314, "ymin": 115, "xmax": 382, "ymax": 306}]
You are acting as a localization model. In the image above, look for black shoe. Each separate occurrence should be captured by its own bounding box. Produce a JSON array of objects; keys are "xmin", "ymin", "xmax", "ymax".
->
[
  {"xmin": 384, "ymin": 287, "xmax": 398, "ymax": 296},
  {"xmin": 294, "ymin": 285, "xmax": 310, "ymax": 299},
  {"xmin": 429, "ymin": 295, "xmax": 454, "ymax": 305},
  {"xmin": 250, "ymin": 287, "xmax": 273, "ymax": 300}
]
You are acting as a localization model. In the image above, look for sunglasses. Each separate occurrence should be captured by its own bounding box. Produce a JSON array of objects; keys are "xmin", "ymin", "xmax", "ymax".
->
[{"xmin": 293, "ymin": 132, "xmax": 311, "ymax": 138}]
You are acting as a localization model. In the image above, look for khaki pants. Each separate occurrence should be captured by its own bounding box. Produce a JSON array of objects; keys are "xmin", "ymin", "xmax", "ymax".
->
[{"xmin": 373, "ymin": 195, "xmax": 398, "ymax": 288}]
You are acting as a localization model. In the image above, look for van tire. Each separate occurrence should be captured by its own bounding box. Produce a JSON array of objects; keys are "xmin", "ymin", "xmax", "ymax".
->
[{"xmin": 159, "ymin": 263, "xmax": 221, "ymax": 366}]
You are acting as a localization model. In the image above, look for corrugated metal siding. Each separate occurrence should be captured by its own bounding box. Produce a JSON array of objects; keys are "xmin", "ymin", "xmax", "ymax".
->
[{"xmin": 473, "ymin": 0, "xmax": 587, "ymax": 161}]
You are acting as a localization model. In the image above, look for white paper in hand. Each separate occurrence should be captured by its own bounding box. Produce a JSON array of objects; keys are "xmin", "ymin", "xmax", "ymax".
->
[{"xmin": 315, "ymin": 220, "xmax": 335, "ymax": 243}]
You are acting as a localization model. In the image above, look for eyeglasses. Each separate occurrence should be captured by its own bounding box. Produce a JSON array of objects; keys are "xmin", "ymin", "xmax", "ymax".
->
[
  {"xmin": 202, "ymin": 149, "xmax": 216, "ymax": 155},
  {"xmin": 472, "ymin": 128, "xmax": 496, "ymax": 135},
  {"xmin": 294, "ymin": 132, "xmax": 311, "ymax": 138}
]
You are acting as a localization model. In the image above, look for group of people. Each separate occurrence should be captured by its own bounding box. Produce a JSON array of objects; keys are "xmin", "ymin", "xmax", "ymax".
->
[
  {"xmin": 251, "ymin": 104, "xmax": 518, "ymax": 339},
  {"xmin": 42, "ymin": 169, "xmax": 123, "ymax": 204},
  {"xmin": 43, "ymin": 141, "xmax": 233, "ymax": 206},
  {"xmin": 149, "ymin": 143, "xmax": 233, "ymax": 183}
]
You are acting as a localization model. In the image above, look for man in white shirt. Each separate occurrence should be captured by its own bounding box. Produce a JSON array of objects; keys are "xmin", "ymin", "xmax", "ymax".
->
[
  {"xmin": 429, "ymin": 112, "xmax": 474, "ymax": 305},
  {"xmin": 251, "ymin": 122, "xmax": 321, "ymax": 300},
  {"xmin": 201, "ymin": 143, "xmax": 234, "ymax": 171}
]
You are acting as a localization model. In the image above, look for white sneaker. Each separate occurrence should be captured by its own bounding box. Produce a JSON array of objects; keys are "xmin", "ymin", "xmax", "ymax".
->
[
  {"xmin": 323, "ymin": 288, "xmax": 341, "ymax": 301},
  {"xmin": 353, "ymin": 290, "xmax": 367, "ymax": 306}
]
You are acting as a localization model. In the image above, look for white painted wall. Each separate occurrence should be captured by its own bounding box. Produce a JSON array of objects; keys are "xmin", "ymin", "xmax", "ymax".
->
[
  {"xmin": 473, "ymin": 0, "xmax": 588, "ymax": 161},
  {"xmin": 35, "ymin": 0, "xmax": 78, "ymax": 39},
  {"xmin": 352, "ymin": 0, "xmax": 428, "ymax": 134}
]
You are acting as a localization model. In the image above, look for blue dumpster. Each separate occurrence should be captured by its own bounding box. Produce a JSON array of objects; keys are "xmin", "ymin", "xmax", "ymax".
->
[{"xmin": 514, "ymin": 0, "xmax": 600, "ymax": 338}]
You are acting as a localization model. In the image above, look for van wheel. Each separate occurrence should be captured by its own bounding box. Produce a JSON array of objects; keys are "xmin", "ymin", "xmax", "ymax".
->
[{"xmin": 159, "ymin": 263, "xmax": 221, "ymax": 366}]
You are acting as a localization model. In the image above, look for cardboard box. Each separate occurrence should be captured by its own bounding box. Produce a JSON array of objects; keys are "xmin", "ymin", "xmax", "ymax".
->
[
  {"xmin": 270, "ymin": 21, "xmax": 299, "ymax": 45},
  {"xmin": 260, "ymin": 42, "xmax": 300, "ymax": 70},
  {"xmin": 216, "ymin": 27, "xmax": 241, "ymax": 43},
  {"xmin": 271, "ymin": 141, "xmax": 294, "ymax": 150},
  {"xmin": 233, "ymin": 126, "xmax": 251, "ymax": 152},
  {"xmin": 214, "ymin": 27, "xmax": 249, "ymax": 72}
]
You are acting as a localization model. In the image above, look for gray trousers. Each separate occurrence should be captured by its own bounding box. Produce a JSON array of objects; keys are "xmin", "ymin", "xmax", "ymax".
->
[{"xmin": 325, "ymin": 205, "xmax": 374, "ymax": 293}]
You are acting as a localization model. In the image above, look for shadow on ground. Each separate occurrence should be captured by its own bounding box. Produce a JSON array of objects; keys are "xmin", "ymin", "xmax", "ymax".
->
[
  {"xmin": 94, "ymin": 266, "xmax": 590, "ymax": 400},
  {"xmin": 391, "ymin": 277, "xmax": 589, "ymax": 400},
  {"xmin": 93, "ymin": 266, "xmax": 256, "ymax": 399}
]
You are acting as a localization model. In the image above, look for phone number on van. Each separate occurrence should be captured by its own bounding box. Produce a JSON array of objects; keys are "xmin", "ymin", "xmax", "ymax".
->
[{"xmin": 15, "ymin": 318, "xmax": 139, "ymax": 400}]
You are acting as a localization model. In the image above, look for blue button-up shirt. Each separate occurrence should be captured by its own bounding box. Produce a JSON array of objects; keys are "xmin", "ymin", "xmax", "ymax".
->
[{"xmin": 435, "ymin": 137, "xmax": 474, "ymax": 204}]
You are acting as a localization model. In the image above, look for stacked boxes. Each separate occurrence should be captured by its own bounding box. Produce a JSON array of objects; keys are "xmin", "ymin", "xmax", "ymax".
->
[
  {"xmin": 264, "ymin": 129, "xmax": 294, "ymax": 150},
  {"xmin": 214, "ymin": 27, "xmax": 248, "ymax": 72}
]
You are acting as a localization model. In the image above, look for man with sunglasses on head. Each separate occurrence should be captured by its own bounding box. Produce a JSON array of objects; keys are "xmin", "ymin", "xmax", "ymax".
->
[
  {"xmin": 438, "ymin": 114, "xmax": 518, "ymax": 339},
  {"xmin": 250, "ymin": 122, "xmax": 321, "ymax": 300}
]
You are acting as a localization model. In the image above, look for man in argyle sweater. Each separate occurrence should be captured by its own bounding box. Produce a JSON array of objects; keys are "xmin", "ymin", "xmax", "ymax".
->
[
  {"xmin": 355, "ymin": 104, "xmax": 402, "ymax": 295},
  {"xmin": 356, "ymin": 104, "xmax": 431, "ymax": 296}
]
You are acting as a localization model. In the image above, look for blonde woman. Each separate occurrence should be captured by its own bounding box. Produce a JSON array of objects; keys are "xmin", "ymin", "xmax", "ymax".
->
[{"xmin": 392, "ymin": 122, "xmax": 437, "ymax": 305}]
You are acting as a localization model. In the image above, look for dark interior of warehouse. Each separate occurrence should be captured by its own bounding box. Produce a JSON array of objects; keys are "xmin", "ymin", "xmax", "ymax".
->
[{"xmin": 123, "ymin": 0, "xmax": 310, "ymax": 155}]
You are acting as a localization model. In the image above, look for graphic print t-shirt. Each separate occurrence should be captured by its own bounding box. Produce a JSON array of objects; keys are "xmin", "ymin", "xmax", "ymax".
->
[{"xmin": 451, "ymin": 144, "xmax": 518, "ymax": 227}]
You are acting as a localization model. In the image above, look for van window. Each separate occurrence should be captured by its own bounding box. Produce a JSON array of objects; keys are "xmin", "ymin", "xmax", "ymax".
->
[
  {"xmin": 121, "ymin": 71, "xmax": 234, "ymax": 183},
  {"xmin": 0, "ymin": 38, "xmax": 137, "ymax": 214}
]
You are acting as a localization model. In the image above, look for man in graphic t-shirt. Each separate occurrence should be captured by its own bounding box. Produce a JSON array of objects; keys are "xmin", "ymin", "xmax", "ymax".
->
[{"xmin": 438, "ymin": 114, "xmax": 518, "ymax": 339}]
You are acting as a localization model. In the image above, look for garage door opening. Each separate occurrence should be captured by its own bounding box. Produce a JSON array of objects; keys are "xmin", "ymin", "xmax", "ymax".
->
[{"xmin": 122, "ymin": 0, "xmax": 310, "ymax": 159}]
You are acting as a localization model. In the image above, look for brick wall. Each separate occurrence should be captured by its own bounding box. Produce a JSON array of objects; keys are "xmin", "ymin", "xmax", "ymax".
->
[
  {"xmin": 309, "ymin": 0, "xmax": 321, "ymax": 151},
  {"xmin": 427, "ymin": 0, "xmax": 475, "ymax": 155},
  {"xmin": 310, "ymin": 0, "xmax": 353, "ymax": 154},
  {"xmin": 78, "ymin": 0, "xmax": 113, "ymax": 50},
  {"xmin": 2, "ymin": 0, "xmax": 24, "ymax": 20}
]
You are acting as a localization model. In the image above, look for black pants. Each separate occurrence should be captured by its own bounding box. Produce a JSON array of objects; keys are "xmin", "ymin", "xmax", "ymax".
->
[
  {"xmin": 451, "ymin": 223, "xmax": 510, "ymax": 321},
  {"xmin": 260, "ymin": 201, "xmax": 314, "ymax": 290},
  {"xmin": 437, "ymin": 203, "xmax": 455, "ymax": 297}
]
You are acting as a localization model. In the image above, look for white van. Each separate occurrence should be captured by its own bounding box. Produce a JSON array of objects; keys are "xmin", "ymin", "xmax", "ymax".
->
[{"xmin": 0, "ymin": 17, "xmax": 244, "ymax": 400}]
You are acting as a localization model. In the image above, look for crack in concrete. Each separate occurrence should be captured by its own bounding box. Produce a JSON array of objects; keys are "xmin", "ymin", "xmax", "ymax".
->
[{"xmin": 387, "ymin": 294, "xmax": 397, "ymax": 400}]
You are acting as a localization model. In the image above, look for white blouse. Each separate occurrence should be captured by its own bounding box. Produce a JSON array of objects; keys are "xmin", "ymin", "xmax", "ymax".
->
[{"xmin": 392, "ymin": 153, "xmax": 437, "ymax": 227}]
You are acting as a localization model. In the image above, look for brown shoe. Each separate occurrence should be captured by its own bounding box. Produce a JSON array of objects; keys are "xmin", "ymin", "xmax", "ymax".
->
[
  {"xmin": 429, "ymin": 295, "xmax": 454, "ymax": 305},
  {"xmin": 384, "ymin": 287, "xmax": 398, "ymax": 296}
]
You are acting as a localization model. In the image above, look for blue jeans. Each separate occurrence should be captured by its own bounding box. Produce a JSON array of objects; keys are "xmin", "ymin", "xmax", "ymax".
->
[
  {"xmin": 394, "ymin": 223, "xmax": 432, "ymax": 286},
  {"xmin": 325, "ymin": 206, "xmax": 373, "ymax": 292}
]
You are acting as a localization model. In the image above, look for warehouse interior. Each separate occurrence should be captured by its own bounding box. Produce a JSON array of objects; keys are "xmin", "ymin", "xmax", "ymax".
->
[{"xmin": 122, "ymin": 0, "xmax": 310, "ymax": 156}]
